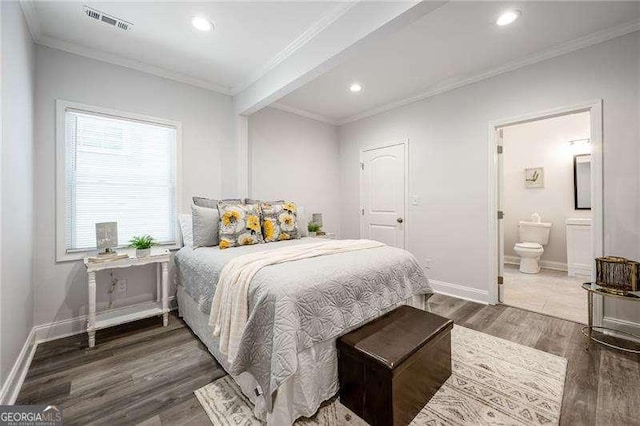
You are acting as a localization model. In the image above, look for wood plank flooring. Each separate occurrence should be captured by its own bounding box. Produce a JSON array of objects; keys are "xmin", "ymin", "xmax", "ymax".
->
[{"xmin": 17, "ymin": 294, "xmax": 640, "ymax": 425}]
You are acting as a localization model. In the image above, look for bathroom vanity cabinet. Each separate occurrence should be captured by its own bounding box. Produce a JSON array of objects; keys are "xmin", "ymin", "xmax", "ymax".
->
[{"xmin": 566, "ymin": 218, "xmax": 592, "ymax": 277}]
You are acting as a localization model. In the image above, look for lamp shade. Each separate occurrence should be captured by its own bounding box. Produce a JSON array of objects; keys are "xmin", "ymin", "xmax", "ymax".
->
[{"xmin": 311, "ymin": 213, "xmax": 323, "ymax": 227}]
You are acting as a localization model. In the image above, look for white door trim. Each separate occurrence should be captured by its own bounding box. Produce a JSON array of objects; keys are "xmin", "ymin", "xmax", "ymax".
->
[
  {"xmin": 359, "ymin": 139, "xmax": 410, "ymax": 249},
  {"xmin": 487, "ymin": 100, "xmax": 604, "ymax": 325}
]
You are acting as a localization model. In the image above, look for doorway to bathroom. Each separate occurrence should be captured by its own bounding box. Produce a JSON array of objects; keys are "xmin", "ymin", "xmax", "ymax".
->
[{"xmin": 490, "ymin": 101, "xmax": 604, "ymax": 324}]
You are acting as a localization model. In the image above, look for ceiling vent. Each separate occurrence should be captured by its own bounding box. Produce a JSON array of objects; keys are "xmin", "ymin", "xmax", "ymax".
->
[{"xmin": 83, "ymin": 6, "xmax": 133, "ymax": 31}]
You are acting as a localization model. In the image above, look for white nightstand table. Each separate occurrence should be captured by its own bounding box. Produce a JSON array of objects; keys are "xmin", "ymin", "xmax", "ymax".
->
[{"xmin": 83, "ymin": 248, "xmax": 171, "ymax": 348}]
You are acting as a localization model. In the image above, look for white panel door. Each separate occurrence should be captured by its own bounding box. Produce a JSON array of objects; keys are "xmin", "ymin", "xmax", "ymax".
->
[{"xmin": 360, "ymin": 143, "xmax": 405, "ymax": 248}]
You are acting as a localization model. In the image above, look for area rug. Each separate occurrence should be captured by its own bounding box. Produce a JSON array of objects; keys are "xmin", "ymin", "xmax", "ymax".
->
[{"xmin": 195, "ymin": 326, "xmax": 567, "ymax": 425}]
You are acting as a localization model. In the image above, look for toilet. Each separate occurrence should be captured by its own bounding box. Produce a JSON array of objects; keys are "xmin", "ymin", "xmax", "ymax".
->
[{"xmin": 514, "ymin": 217, "xmax": 552, "ymax": 274}]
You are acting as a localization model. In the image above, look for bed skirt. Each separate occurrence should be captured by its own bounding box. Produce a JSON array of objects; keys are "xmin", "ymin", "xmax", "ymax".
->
[{"xmin": 177, "ymin": 285, "xmax": 430, "ymax": 425}]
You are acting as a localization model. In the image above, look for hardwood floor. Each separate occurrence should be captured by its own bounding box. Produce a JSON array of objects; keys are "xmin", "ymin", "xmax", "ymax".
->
[
  {"xmin": 17, "ymin": 315, "xmax": 221, "ymax": 425},
  {"xmin": 17, "ymin": 294, "xmax": 640, "ymax": 425}
]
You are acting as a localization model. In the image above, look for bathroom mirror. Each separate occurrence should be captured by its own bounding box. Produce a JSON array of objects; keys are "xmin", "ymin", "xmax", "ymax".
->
[{"xmin": 573, "ymin": 154, "xmax": 591, "ymax": 210}]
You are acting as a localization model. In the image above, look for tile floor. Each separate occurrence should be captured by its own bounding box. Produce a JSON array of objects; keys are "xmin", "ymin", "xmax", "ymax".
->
[{"xmin": 503, "ymin": 263, "xmax": 588, "ymax": 324}]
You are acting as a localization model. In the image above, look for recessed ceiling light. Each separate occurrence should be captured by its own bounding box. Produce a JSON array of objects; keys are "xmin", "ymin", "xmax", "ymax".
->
[
  {"xmin": 350, "ymin": 83, "xmax": 362, "ymax": 93},
  {"xmin": 496, "ymin": 10, "xmax": 521, "ymax": 26},
  {"xmin": 192, "ymin": 16, "xmax": 214, "ymax": 32}
]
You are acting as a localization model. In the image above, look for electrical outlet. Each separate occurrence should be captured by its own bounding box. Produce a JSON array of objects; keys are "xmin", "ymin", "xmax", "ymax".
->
[
  {"xmin": 115, "ymin": 279, "xmax": 127, "ymax": 295},
  {"xmin": 424, "ymin": 258, "xmax": 432, "ymax": 269}
]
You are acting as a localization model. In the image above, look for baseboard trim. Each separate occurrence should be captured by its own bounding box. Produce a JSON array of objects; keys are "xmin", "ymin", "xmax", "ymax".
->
[
  {"xmin": 430, "ymin": 279, "xmax": 489, "ymax": 305},
  {"xmin": 0, "ymin": 328, "xmax": 37, "ymax": 404},
  {"xmin": 1, "ymin": 296, "xmax": 178, "ymax": 403},
  {"xmin": 602, "ymin": 316, "xmax": 640, "ymax": 343},
  {"xmin": 33, "ymin": 315, "xmax": 88, "ymax": 344},
  {"xmin": 34, "ymin": 296, "xmax": 177, "ymax": 343},
  {"xmin": 504, "ymin": 255, "xmax": 568, "ymax": 272}
]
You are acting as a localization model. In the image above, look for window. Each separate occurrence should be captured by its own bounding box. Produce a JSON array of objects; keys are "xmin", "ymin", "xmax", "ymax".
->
[{"xmin": 57, "ymin": 101, "xmax": 180, "ymax": 260}]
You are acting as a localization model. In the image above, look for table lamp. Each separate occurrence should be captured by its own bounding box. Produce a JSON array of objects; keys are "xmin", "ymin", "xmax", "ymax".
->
[{"xmin": 312, "ymin": 213, "xmax": 324, "ymax": 235}]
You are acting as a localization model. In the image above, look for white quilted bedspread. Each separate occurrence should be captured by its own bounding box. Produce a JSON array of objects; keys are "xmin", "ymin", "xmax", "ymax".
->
[{"xmin": 175, "ymin": 238, "xmax": 432, "ymax": 411}]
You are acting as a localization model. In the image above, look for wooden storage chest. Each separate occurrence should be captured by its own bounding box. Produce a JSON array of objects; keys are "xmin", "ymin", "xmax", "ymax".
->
[{"xmin": 337, "ymin": 305, "xmax": 453, "ymax": 426}]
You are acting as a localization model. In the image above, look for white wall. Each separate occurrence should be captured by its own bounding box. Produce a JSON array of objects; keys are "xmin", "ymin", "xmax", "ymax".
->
[
  {"xmin": 249, "ymin": 107, "xmax": 340, "ymax": 235},
  {"xmin": 338, "ymin": 32, "xmax": 640, "ymax": 326},
  {"xmin": 503, "ymin": 112, "xmax": 591, "ymax": 266},
  {"xmin": 34, "ymin": 46, "xmax": 234, "ymax": 330},
  {"xmin": 1, "ymin": 1, "xmax": 35, "ymax": 388}
]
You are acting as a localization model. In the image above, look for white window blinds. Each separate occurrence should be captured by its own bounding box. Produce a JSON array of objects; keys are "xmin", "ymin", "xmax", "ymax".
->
[{"xmin": 64, "ymin": 109, "xmax": 177, "ymax": 251}]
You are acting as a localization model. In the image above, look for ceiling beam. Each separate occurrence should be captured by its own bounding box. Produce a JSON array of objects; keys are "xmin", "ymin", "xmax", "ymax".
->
[
  {"xmin": 230, "ymin": 2, "xmax": 357, "ymax": 95},
  {"xmin": 234, "ymin": 1, "xmax": 447, "ymax": 116}
]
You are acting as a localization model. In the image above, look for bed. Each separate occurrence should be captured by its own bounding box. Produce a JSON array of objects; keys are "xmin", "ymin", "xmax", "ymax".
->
[{"xmin": 175, "ymin": 237, "xmax": 432, "ymax": 425}]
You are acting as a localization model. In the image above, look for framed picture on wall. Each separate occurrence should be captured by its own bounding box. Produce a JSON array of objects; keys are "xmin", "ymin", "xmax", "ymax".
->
[
  {"xmin": 525, "ymin": 167, "xmax": 544, "ymax": 188},
  {"xmin": 573, "ymin": 154, "xmax": 591, "ymax": 210}
]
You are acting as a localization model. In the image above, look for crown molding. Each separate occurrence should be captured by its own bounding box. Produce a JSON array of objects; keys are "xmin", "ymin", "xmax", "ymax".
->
[
  {"xmin": 19, "ymin": 0, "xmax": 42, "ymax": 41},
  {"xmin": 20, "ymin": 0, "xmax": 357, "ymax": 98},
  {"xmin": 35, "ymin": 35, "xmax": 233, "ymax": 95},
  {"xmin": 338, "ymin": 19, "xmax": 640, "ymax": 126},
  {"xmin": 230, "ymin": 2, "xmax": 358, "ymax": 95},
  {"xmin": 19, "ymin": 0, "xmax": 227, "ymax": 96},
  {"xmin": 270, "ymin": 103, "xmax": 339, "ymax": 126}
]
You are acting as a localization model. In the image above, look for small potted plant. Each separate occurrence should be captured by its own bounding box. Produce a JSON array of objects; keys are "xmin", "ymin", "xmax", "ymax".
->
[
  {"xmin": 308, "ymin": 222, "xmax": 321, "ymax": 237},
  {"xmin": 129, "ymin": 235, "xmax": 155, "ymax": 257}
]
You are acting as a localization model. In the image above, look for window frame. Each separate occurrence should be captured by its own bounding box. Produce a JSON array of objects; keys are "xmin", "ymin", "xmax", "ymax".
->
[{"xmin": 56, "ymin": 100, "xmax": 182, "ymax": 262}]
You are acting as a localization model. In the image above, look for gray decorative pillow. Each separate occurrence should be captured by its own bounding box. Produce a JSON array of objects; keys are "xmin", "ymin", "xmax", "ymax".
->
[
  {"xmin": 245, "ymin": 198, "xmax": 285, "ymax": 206},
  {"xmin": 261, "ymin": 201, "xmax": 300, "ymax": 242},
  {"xmin": 191, "ymin": 204, "xmax": 220, "ymax": 247},
  {"xmin": 217, "ymin": 202, "xmax": 264, "ymax": 249},
  {"xmin": 193, "ymin": 197, "xmax": 242, "ymax": 209}
]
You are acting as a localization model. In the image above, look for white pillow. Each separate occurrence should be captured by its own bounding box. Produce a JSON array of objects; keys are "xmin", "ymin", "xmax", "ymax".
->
[
  {"xmin": 191, "ymin": 204, "xmax": 220, "ymax": 247},
  {"xmin": 178, "ymin": 214, "xmax": 194, "ymax": 247},
  {"xmin": 298, "ymin": 206, "xmax": 308, "ymax": 237}
]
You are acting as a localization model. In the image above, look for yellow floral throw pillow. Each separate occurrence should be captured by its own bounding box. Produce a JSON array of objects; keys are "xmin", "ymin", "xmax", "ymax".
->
[
  {"xmin": 261, "ymin": 201, "xmax": 300, "ymax": 242},
  {"xmin": 217, "ymin": 202, "xmax": 264, "ymax": 249}
]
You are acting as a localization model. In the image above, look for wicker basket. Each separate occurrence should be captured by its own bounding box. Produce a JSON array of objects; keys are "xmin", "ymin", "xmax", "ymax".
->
[{"xmin": 595, "ymin": 256, "xmax": 639, "ymax": 292}]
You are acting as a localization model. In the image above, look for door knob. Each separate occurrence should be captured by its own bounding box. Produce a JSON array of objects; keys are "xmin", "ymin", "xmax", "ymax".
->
[{"xmin": 397, "ymin": 218, "xmax": 404, "ymax": 223}]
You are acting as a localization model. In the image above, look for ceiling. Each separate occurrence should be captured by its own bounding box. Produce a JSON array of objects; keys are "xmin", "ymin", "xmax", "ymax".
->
[
  {"xmin": 276, "ymin": 1, "xmax": 640, "ymax": 124},
  {"xmin": 21, "ymin": 1, "xmax": 640, "ymax": 120},
  {"xmin": 24, "ymin": 1, "xmax": 347, "ymax": 94}
]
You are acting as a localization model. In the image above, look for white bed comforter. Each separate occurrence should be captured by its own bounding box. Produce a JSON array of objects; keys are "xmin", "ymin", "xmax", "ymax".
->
[
  {"xmin": 209, "ymin": 239, "xmax": 385, "ymax": 361},
  {"xmin": 175, "ymin": 238, "xmax": 432, "ymax": 414},
  {"xmin": 221, "ymin": 245, "xmax": 430, "ymax": 412}
]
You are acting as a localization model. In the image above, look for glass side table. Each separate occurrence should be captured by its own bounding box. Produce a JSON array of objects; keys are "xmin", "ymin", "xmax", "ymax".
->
[{"xmin": 582, "ymin": 283, "xmax": 640, "ymax": 354}]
